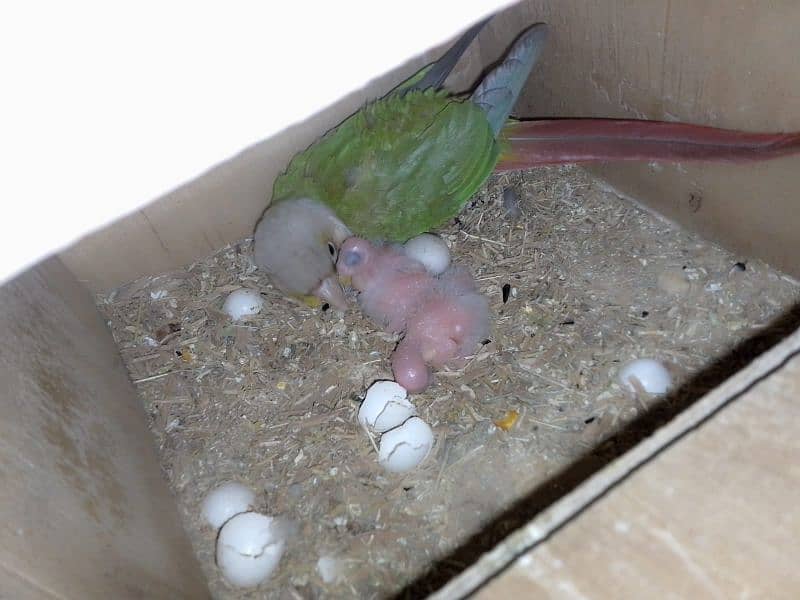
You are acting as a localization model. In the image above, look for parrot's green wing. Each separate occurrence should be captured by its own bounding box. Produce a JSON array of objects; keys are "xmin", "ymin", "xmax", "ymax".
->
[
  {"xmin": 273, "ymin": 89, "xmax": 499, "ymax": 241},
  {"xmin": 271, "ymin": 23, "xmax": 548, "ymax": 243}
]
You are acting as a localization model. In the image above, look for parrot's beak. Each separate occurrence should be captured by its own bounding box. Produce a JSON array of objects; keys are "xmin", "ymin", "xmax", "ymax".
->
[{"xmin": 315, "ymin": 275, "xmax": 348, "ymax": 312}]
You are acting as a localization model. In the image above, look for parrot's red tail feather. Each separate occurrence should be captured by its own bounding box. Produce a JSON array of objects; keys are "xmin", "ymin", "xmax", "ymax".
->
[{"xmin": 496, "ymin": 119, "xmax": 800, "ymax": 171}]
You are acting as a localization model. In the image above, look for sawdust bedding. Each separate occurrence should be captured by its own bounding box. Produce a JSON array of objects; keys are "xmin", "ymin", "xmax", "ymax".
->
[{"xmin": 97, "ymin": 165, "xmax": 800, "ymax": 599}]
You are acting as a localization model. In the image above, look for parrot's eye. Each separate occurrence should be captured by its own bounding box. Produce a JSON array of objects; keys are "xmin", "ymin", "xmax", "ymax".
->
[
  {"xmin": 327, "ymin": 242, "xmax": 338, "ymax": 261},
  {"xmin": 343, "ymin": 250, "xmax": 362, "ymax": 267}
]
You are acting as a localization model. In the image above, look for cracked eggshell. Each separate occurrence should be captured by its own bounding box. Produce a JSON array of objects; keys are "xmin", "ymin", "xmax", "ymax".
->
[
  {"xmin": 223, "ymin": 289, "xmax": 265, "ymax": 320},
  {"xmin": 358, "ymin": 380, "xmax": 415, "ymax": 433},
  {"xmin": 378, "ymin": 417, "xmax": 434, "ymax": 473},
  {"xmin": 618, "ymin": 358, "xmax": 672, "ymax": 395},
  {"xmin": 202, "ymin": 481, "xmax": 257, "ymax": 529},
  {"xmin": 216, "ymin": 512, "xmax": 286, "ymax": 588},
  {"xmin": 403, "ymin": 233, "xmax": 450, "ymax": 275}
]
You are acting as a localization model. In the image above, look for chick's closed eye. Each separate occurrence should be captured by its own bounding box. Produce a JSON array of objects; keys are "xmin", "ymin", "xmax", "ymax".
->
[{"xmin": 343, "ymin": 250, "xmax": 363, "ymax": 267}]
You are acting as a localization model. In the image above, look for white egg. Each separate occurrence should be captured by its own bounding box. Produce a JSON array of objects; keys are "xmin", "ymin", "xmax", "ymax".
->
[
  {"xmin": 404, "ymin": 233, "xmax": 450, "ymax": 275},
  {"xmin": 618, "ymin": 358, "xmax": 672, "ymax": 395},
  {"xmin": 378, "ymin": 417, "xmax": 434, "ymax": 473},
  {"xmin": 216, "ymin": 512, "xmax": 287, "ymax": 588},
  {"xmin": 358, "ymin": 380, "xmax": 415, "ymax": 433},
  {"xmin": 201, "ymin": 481, "xmax": 257, "ymax": 529},
  {"xmin": 223, "ymin": 289, "xmax": 265, "ymax": 320}
]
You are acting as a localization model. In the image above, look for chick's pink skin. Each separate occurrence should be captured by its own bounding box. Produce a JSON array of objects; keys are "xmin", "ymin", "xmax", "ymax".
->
[
  {"xmin": 404, "ymin": 291, "xmax": 489, "ymax": 370},
  {"xmin": 337, "ymin": 237, "xmax": 430, "ymax": 332},
  {"xmin": 338, "ymin": 237, "xmax": 489, "ymax": 392},
  {"xmin": 391, "ymin": 339, "xmax": 430, "ymax": 393},
  {"xmin": 362, "ymin": 270, "xmax": 431, "ymax": 332},
  {"xmin": 335, "ymin": 238, "xmax": 382, "ymax": 289}
]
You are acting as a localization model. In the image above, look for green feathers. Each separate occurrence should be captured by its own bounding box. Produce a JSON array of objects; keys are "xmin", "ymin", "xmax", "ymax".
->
[{"xmin": 272, "ymin": 89, "xmax": 499, "ymax": 242}]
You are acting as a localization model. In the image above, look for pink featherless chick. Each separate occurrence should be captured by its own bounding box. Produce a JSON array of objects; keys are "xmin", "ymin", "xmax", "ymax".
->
[
  {"xmin": 336, "ymin": 237, "xmax": 432, "ymax": 333},
  {"xmin": 337, "ymin": 237, "xmax": 489, "ymax": 393}
]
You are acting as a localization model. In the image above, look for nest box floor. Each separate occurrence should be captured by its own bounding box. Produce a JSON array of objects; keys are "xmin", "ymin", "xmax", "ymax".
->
[{"xmin": 97, "ymin": 166, "xmax": 800, "ymax": 599}]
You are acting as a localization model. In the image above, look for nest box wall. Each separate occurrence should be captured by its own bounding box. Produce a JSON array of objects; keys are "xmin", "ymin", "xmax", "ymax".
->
[
  {"xmin": 0, "ymin": 259, "xmax": 209, "ymax": 598},
  {"xmin": 60, "ymin": 1, "xmax": 800, "ymax": 291},
  {"xmin": 507, "ymin": 0, "xmax": 800, "ymax": 277}
]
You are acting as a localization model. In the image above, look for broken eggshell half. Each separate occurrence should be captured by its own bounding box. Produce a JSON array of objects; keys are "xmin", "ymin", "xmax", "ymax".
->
[
  {"xmin": 358, "ymin": 380, "xmax": 416, "ymax": 433},
  {"xmin": 216, "ymin": 512, "xmax": 288, "ymax": 588},
  {"xmin": 201, "ymin": 481, "xmax": 257, "ymax": 529},
  {"xmin": 618, "ymin": 358, "xmax": 672, "ymax": 395},
  {"xmin": 378, "ymin": 417, "xmax": 434, "ymax": 473},
  {"xmin": 222, "ymin": 288, "xmax": 265, "ymax": 321}
]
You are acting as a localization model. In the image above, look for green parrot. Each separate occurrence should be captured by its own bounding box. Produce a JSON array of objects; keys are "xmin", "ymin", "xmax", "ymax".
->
[
  {"xmin": 254, "ymin": 18, "xmax": 800, "ymax": 310},
  {"xmin": 254, "ymin": 19, "xmax": 547, "ymax": 309}
]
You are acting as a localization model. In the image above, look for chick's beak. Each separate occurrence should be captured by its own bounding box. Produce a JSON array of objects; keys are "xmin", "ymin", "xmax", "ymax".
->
[{"xmin": 314, "ymin": 275, "xmax": 348, "ymax": 311}]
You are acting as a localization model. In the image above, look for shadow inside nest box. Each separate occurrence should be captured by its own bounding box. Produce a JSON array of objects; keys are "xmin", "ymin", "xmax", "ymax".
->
[{"xmin": 394, "ymin": 301, "xmax": 800, "ymax": 600}]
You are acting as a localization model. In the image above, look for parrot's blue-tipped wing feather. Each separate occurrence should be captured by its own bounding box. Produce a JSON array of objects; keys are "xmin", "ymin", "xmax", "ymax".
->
[
  {"xmin": 471, "ymin": 23, "xmax": 549, "ymax": 135},
  {"xmin": 399, "ymin": 15, "xmax": 493, "ymax": 94}
]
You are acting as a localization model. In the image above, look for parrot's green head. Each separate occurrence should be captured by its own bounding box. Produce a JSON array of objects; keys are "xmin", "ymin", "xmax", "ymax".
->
[{"xmin": 253, "ymin": 197, "xmax": 352, "ymax": 311}]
